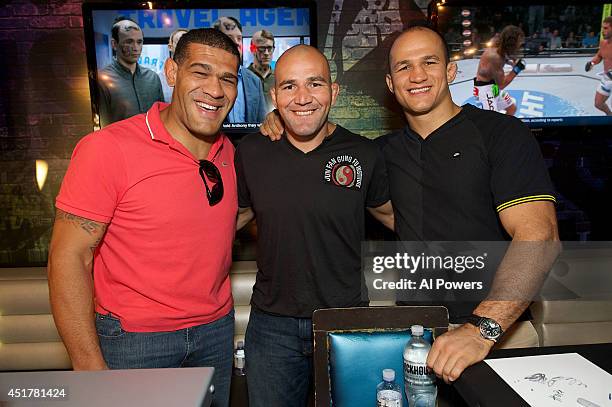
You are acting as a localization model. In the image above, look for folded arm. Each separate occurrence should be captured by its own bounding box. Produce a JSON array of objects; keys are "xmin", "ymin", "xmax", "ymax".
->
[{"xmin": 427, "ymin": 201, "xmax": 559, "ymax": 383}]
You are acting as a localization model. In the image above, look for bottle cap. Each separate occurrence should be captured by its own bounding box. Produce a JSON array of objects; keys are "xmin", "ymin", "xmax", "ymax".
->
[
  {"xmin": 382, "ymin": 369, "xmax": 395, "ymax": 382},
  {"xmin": 411, "ymin": 325, "xmax": 424, "ymax": 336}
]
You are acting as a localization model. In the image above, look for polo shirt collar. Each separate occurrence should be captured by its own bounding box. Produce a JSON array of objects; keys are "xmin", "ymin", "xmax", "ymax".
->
[
  {"xmin": 145, "ymin": 102, "xmax": 225, "ymax": 160},
  {"xmin": 404, "ymin": 105, "xmax": 469, "ymax": 142}
]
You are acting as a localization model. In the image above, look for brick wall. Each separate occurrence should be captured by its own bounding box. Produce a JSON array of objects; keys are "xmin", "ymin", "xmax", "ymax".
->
[
  {"xmin": 0, "ymin": 0, "xmax": 90, "ymax": 265},
  {"xmin": 0, "ymin": 0, "xmax": 427, "ymax": 265},
  {"xmin": 322, "ymin": 0, "xmax": 426, "ymax": 137}
]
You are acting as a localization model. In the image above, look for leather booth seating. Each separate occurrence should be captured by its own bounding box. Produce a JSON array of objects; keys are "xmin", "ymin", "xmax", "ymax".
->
[
  {"xmin": 530, "ymin": 246, "xmax": 612, "ymax": 346},
  {"xmin": 1, "ymin": 255, "xmax": 612, "ymax": 371},
  {"xmin": 0, "ymin": 262, "xmax": 258, "ymax": 371}
]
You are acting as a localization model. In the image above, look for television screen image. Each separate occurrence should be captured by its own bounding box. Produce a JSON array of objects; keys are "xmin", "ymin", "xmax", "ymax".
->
[
  {"xmin": 433, "ymin": 3, "xmax": 612, "ymax": 127},
  {"xmin": 83, "ymin": 3, "xmax": 315, "ymax": 133}
]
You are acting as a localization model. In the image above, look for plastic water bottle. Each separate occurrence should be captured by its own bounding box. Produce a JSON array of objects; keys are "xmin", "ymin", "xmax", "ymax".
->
[
  {"xmin": 403, "ymin": 325, "xmax": 437, "ymax": 407},
  {"xmin": 234, "ymin": 340, "xmax": 245, "ymax": 376},
  {"xmin": 376, "ymin": 369, "xmax": 402, "ymax": 407}
]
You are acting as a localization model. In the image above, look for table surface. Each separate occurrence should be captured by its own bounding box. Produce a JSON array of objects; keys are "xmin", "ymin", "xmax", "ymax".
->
[
  {"xmin": 453, "ymin": 342, "xmax": 612, "ymax": 407},
  {"xmin": 0, "ymin": 367, "xmax": 214, "ymax": 407}
]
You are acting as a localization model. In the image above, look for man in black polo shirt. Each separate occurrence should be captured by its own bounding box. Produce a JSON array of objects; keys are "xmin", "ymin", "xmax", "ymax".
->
[
  {"xmin": 235, "ymin": 45, "xmax": 393, "ymax": 407},
  {"xmin": 380, "ymin": 26, "xmax": 558, "ymax": 383}
]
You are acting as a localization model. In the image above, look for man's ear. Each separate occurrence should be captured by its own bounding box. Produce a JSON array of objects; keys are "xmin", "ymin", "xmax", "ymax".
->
[
  {"xmin": 111, "ymin": 38, "xmax": 117, "ymax": 52},
  {"xmin": 330, "ymin": 82, "xmax": 340, "ymax": 107},
  {"xmin": 385, "ymin": 73, "xmax": 395, "ymax": 94},
  {"xmin": 270, "ymin": 87, "xmax": 278, "ymax": 109},
  {"xmin": 165, "ymin": 58, "xmax": 178, "ymax": 87},
  {"xmin": 446, "ymin": 62, "xmax": 458, "ymax": 84}
]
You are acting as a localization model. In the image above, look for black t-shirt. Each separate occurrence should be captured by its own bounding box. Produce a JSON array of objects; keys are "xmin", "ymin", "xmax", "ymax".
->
[
  {"xmin": 377, "ymin": 105, "xmax": 556, "ymax": 321},
  {"xmin": 377, "ymin": 104, "xmax": 556, "ymax": 241},
  {"xmin": 235, "ymin": 126, "xmax": 389, "ymax": 318}
]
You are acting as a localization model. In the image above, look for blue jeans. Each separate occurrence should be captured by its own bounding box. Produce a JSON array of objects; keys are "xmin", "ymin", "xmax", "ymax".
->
[
  {"xmin": 96, "ymin": 310, "xmax": 234, "ymax": 407},
  {"xmin": 245, "ymin": 308, "xmax": 313, "ymax": 407}
]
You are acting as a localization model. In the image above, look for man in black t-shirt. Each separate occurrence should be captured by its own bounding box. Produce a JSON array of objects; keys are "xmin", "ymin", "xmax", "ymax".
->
[
  {"xmin": 235, "ymin": 45, "xmax": 393, "ymax": 407},
  {"xmin": 259, "ymin": 26, "xmax": 559, "ymax": 385}
]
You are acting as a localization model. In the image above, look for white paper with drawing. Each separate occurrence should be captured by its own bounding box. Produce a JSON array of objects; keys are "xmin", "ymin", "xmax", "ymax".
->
[{"xmin": 485, "ymin": 353, "xmax": 612, "ymax": 407}]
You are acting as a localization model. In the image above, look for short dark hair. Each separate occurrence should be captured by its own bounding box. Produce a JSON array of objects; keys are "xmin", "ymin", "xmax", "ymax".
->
[
  {"xmin": 173, "ymin": 28, "xmax": 240, "ymax": 67},
  {"xmin": 111, "ymin": 16, "xmax": 139, "ymax": 43},
  {"xmin": 390, "ymin": 23, "xmax": 450, "ymax": 66},
  {"xmin": 212, "ymin": 16, "xmax": 242, "ymax": 33},
  {"xmin": 604, "ymin": 16, "xmax": 612, "ymax": 26}
]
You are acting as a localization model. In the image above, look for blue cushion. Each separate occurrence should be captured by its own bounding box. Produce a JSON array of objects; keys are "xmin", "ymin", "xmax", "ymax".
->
[{"xmin": 328, "ymin": 330, "xmax": 433, "ymax": 407}]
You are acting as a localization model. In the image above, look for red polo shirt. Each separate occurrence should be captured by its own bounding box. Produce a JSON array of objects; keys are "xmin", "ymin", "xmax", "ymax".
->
[{"xmin": 56, "ymin": 102, "xmax": 237, "ymax": 332}]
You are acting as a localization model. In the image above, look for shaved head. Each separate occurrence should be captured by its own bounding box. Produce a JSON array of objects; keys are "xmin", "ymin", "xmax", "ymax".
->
[
  {"xmin": 275, "ymin": 45, "xmax": 332, "ymax": 85},
  {"xmin": 389, "ymin": 25, "xmax": 450, "ymax": 69}
]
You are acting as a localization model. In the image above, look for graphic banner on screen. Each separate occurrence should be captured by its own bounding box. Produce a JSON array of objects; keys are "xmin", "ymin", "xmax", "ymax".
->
[
  {"xmin": 434, "ymin": 3, "xmax": 612, "ymax": 127},
  {"xmin": 84, "ymin": 3, "xmax": 315, "ymax": 133}
]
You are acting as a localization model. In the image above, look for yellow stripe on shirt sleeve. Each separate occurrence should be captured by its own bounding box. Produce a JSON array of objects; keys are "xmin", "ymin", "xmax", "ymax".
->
[{"xmin": 496, "ymin": 195, "xmax": 556, "ymax": 212}]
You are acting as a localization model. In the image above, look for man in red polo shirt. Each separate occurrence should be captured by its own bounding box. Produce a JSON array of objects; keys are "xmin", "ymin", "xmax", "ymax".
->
[{"xmin": 48, "ymin": 29, "xmax": 239, "ymax": 407}]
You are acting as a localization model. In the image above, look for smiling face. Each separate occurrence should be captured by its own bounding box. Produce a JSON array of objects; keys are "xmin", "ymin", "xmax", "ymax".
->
[
  {"xmin": 270, "ymin": 45, "xmax": 339, "ymax": 142},
  {"xmin": 165, "ymin": 43, "xmax": 239, "ymax": 139},
  {"xmin": 386, "ymin": 28, "xmax": 457, "ymax": 119}
]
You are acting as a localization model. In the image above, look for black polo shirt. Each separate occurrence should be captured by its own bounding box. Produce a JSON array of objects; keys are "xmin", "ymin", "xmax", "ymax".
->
[
  {"xmin": 236, "ymin": 126, "xmax": 389, "ymax": 318},
  {"xmin": 377, "ymin": 104, "xmax": 556, "ymax": 242}
]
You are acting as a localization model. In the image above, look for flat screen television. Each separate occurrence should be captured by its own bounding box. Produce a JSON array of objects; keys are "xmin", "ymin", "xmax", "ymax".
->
[
  {"xmin": 82, "ymin": 1, "xmax": 316, "ymax": 133},
  {"xmin": 430, "ymin": 1, "xmax": 612, "ymax": 128}
]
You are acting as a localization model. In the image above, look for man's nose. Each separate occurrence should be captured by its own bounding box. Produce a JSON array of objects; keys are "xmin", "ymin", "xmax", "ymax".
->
[
  {"xmin": 410, "ymin": 64, "xmax": 427, "ymax": 82},
  {"xmin": 294, "ymin": 86, "xmax": 313, "ymax": 105}
]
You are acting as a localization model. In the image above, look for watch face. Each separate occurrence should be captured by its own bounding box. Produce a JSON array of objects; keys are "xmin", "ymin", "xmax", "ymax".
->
[{"xmin": 479, "ymin": 319, "xmax": 502, "ymax": 339}]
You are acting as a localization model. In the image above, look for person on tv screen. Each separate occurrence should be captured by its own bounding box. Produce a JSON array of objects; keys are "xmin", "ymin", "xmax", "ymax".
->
[
  {"xmin": 214, "ymin": 16, "xmax": 267, "ymax": 124},
  {"xmin": 584, "ymin": 16, "xmax": 612, "ymax": 116},
  {"xmin": 473, "ymin": 25, "xmax": 526, "ymax": 115},
  {"xmin": 97, "ymin": 17, "xmax": 164, "ymax": 127},
  {"xmin": 235, "ymin": 45, "xmax": 394, "ymax": 406},
  {"xmin": 248, "ymin": 29, "xmax": 276, "ymax": 112},
  {"xmin": 260, "ymin": 25, "xmax": 559, "ymax": 385},
  {"xmin": 49, "ymin": 28, "xmax": 240, "ymax": 407},
  {"xmin": 160, "ymin": 28, "xmax": 189, "ymax": 103}
]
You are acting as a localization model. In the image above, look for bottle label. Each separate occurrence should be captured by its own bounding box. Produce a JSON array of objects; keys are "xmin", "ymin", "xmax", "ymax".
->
[
  {"xmin": 377, "ymin": 390, "xmax": 402, "ymax": 407},
  {"xmin": 234, "ymin": 356, "xmax": 245, "ymax": 369},
  {"xmin": 404, "ymin": 362, "xmax": 434, "ymax": 385}
]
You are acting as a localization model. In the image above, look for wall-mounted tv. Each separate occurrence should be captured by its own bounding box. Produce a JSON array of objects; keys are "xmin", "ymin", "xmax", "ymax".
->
[
  {"xmin": 431, "ymin": 1, "xmax": 612, "ymax": 128},
  {"xmin": 82, "ymin": 1, "xmax": 316, "ymax": 133}
]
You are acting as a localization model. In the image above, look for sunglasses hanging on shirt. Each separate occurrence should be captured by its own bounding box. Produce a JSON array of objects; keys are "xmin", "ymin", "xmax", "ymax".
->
[{"xmin": 199, "ymin": 160, "xmax": 224, "ymax": 206}]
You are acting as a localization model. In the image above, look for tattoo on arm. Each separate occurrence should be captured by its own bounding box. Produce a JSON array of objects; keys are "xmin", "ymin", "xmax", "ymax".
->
[{"xmin": 55, "ymin": 209, "xmax": 108, "ymax": 251}]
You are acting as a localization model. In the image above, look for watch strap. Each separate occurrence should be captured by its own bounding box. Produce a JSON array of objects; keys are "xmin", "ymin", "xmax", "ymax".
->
[
  {"xmin": 466, "ymin": 314, "xmax": 484, "ymax": 327},
  {"xmin": 466, "ymin": 314, "xmax": 504, "ymax": 341}
]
